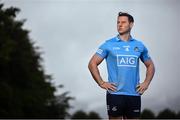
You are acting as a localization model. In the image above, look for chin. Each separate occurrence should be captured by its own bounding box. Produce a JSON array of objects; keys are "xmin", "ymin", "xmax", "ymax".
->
[{"xmin": 119, "ymin": 32, "xmax": 125, "ymax": 35}]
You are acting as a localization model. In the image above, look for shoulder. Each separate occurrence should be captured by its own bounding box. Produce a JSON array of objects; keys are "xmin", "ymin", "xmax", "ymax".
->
[
  {"xmin": 132, "ymin": 39, "xmax": 146, "ymax": 47},
  {"xmin": 104, "ymin": 36, "xmax": 117, "ymax": 44},
  {"xmin": 132, "ymin": 39, "xmax": 150, "ymax": 53},
  {"xmin": 99, "ymin": 36, "xmax": 117, "ymax": 47}
]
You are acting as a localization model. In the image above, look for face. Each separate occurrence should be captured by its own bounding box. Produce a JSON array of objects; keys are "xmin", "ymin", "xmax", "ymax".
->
[{"xmin": 117, "ymin": 16, "xmax": 133, "ymax": 35}]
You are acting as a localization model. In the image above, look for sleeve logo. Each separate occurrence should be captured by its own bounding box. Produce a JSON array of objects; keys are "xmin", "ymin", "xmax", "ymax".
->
[{"xmin": 97, "ymin": 49, "xmax": 103, "ymax": 54}]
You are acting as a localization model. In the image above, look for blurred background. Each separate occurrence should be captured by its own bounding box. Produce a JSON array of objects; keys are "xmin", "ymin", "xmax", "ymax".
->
[{"xmin": 0, "ymin": 0, "xmax": 180, "ymax": 119}]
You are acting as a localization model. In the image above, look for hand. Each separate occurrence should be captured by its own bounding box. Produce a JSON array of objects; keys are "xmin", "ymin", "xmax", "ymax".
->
[
  {"xmin": 136, "ymin": 81, "xmax": 149, "ymax": 95},
  {"xmin": 100, "ymin": 82, "xmax": 117, "ymax": 91}
]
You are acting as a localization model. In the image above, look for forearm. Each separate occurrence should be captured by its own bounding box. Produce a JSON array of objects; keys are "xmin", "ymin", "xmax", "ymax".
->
[
  {"xmin": 88, "ymin": 63, "xmax": 105, "ymax": 86},
  {"xmin": 137, "ymin": 60, "xmax": 155, "ymax": 94},
  {"xmin": 144, "ymin": 62, "xmax": 155, "ymax": 85}
]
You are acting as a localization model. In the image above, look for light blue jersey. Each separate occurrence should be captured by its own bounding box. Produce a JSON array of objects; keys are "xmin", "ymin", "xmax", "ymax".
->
[{"xmin": 96, "ymin": 36, "xmax": 151, "ymax": 96}]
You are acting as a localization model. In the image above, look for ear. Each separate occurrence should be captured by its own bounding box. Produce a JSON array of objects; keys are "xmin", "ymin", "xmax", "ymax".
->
[{"xmin": 130, "ymin": 22, "xmax": 134, "ymax": 29}]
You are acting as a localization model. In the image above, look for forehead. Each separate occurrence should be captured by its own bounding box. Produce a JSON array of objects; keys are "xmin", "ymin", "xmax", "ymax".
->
[{"xmin": 117, "ymin": 16, "xmax": 129, "ymax": 21}]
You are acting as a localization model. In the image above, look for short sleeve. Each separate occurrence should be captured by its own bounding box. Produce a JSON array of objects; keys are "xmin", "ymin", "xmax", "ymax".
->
[
  {"xmin": 95, "ymin": 42, "xmax": 108, "ymax": 59},
  {"xmin": 140, "ymin": 45, "xmax": 151, "ymax": 62}
]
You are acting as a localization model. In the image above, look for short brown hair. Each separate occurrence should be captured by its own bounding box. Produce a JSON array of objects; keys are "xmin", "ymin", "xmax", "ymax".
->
[{"xmin": 118, "ymin": 12, "xmax": 134, "ymax": 23}]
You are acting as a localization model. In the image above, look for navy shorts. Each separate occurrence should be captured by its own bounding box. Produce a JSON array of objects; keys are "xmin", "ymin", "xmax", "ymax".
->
[{"xmin": 106, "ymin": 93, "xmax": 141, "ymax": 118}]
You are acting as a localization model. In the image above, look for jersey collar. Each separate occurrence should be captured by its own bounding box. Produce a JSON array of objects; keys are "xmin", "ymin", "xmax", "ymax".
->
[{"xmin": 116, "ymin": 34, "xmax": 134, "ymax": 42}]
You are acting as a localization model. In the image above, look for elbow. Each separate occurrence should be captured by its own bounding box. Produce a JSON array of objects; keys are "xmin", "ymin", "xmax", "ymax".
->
[
  {"xmin": 153, "ymin": 64, "xmax": 155, "ymax": 75},
  {"xmin": 88, "ymin": 60, "xmax": 96, "ymax": 71},
  {"xmin": 88, "ymin": 62, "xmax": 91, "ymax": 70},
  {"xmin": 146, "ymin": 61, "xmax": 155, "ymax": 76},
  {"xmin": 152, "ymin": 61, "xmax": 155, "ymax": 72},
  {"xmin": 88, "ymin": 61, "xmax": 93, "ymax": 71},
  {"xmin": 151, "ymin": 62, "xmax": 155, "ymax": 75}
]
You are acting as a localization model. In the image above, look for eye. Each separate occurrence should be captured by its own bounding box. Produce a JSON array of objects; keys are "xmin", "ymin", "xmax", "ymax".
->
[{"xmin": 121, "ymin": 21, "xmax": 126, "ymax": 24}]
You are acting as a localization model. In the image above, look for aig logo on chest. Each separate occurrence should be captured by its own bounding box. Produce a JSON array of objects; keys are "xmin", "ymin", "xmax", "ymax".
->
[{"xmin": 117, "ymin": 55, "xmax": 138, "ymax": 67}]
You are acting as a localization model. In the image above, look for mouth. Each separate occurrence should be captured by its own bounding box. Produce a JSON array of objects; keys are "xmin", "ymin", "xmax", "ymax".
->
[
  {"xmin": 118, "ymin": 28, "xmax": 123, "ymax": 31},
  {"xmin": 118, "ymin": 26, "xmax": 123, "ymax": 29}
]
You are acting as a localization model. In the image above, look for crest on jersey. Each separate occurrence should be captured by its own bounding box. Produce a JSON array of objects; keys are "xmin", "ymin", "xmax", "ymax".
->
[{"xmin": 134, "ymin": 47, "xmax": 139, "ymax": 52}]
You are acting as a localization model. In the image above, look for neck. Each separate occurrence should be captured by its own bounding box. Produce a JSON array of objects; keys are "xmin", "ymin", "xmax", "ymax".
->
[{"xmin": 119, "ymin": 33, "xmax": 131, "ymax": 41}]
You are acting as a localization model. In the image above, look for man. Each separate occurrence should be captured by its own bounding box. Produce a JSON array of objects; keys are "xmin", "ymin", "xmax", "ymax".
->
[{"xmin": 88, "ymin": 12, "xmax": 155, "ymax": 119}]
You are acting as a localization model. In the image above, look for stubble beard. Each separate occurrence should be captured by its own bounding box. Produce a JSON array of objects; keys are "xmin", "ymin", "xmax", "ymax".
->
[{"xmin": 119, "ymin": 29, "xmax": 131, "ymax": 35}]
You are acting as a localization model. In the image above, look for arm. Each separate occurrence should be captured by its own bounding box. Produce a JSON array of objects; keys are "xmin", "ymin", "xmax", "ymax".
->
[
  {"xmin": 137, "ymin": 59, "xmax": 155, "ymax": 94},
  {"xmin": 88, "ymin": 54, "xmax": 116, "ymax": 91}
]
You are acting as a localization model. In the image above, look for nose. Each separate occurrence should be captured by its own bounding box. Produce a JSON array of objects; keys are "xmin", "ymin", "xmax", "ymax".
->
[{"xmin": 118, "ymin": 22, "xmax": 122, "ymax": 27}]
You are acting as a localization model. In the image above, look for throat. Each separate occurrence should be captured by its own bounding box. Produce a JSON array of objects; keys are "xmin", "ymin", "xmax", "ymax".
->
[{"xmin": 118, "ymin": 34, "xmax": 131, "ymax": 41}]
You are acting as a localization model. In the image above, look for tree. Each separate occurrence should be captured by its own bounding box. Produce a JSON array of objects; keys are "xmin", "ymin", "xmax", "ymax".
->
[
  {"xmin": 0, "ymin": 3, "xmax": 72, "ymax": 118},
  {"xmin": 140, "ymin": 109, "xmax": 155, "ymax": 119},
  {"xmin": 51, "ymin": 85, "xmax": 74, "ymax": 118},
  {"xmin": 157, "ymin": 108, "xmax": 176, "ymax": 119},
  {"xmin": 88, "ymin": 111, "xmax": 101, "ymax": 119},
  {"xmin": 176, "ymin": 111, "xmax": 180, "ymax": 119},
  {"xmin": 71, "ymin": 110, "xmax": 88, "ymax": 119},
  {"xmin": 71, "ymin": 110, "xmax": 101, "ymax": 119}
]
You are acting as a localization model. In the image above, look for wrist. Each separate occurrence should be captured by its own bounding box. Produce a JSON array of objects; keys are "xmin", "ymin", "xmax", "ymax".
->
[
  {"xmin": 98, "ymin": 81, "xmax": 105, "ymax": 86},
  {"xmin": 144, "ymin": 80, "xmax": 150, "ymax": 86}
]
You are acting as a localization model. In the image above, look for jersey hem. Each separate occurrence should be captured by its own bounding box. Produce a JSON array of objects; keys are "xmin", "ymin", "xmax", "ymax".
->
[{"xmin": 107, "ymin": 92, "xmax": 141, "ymax": 96}]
